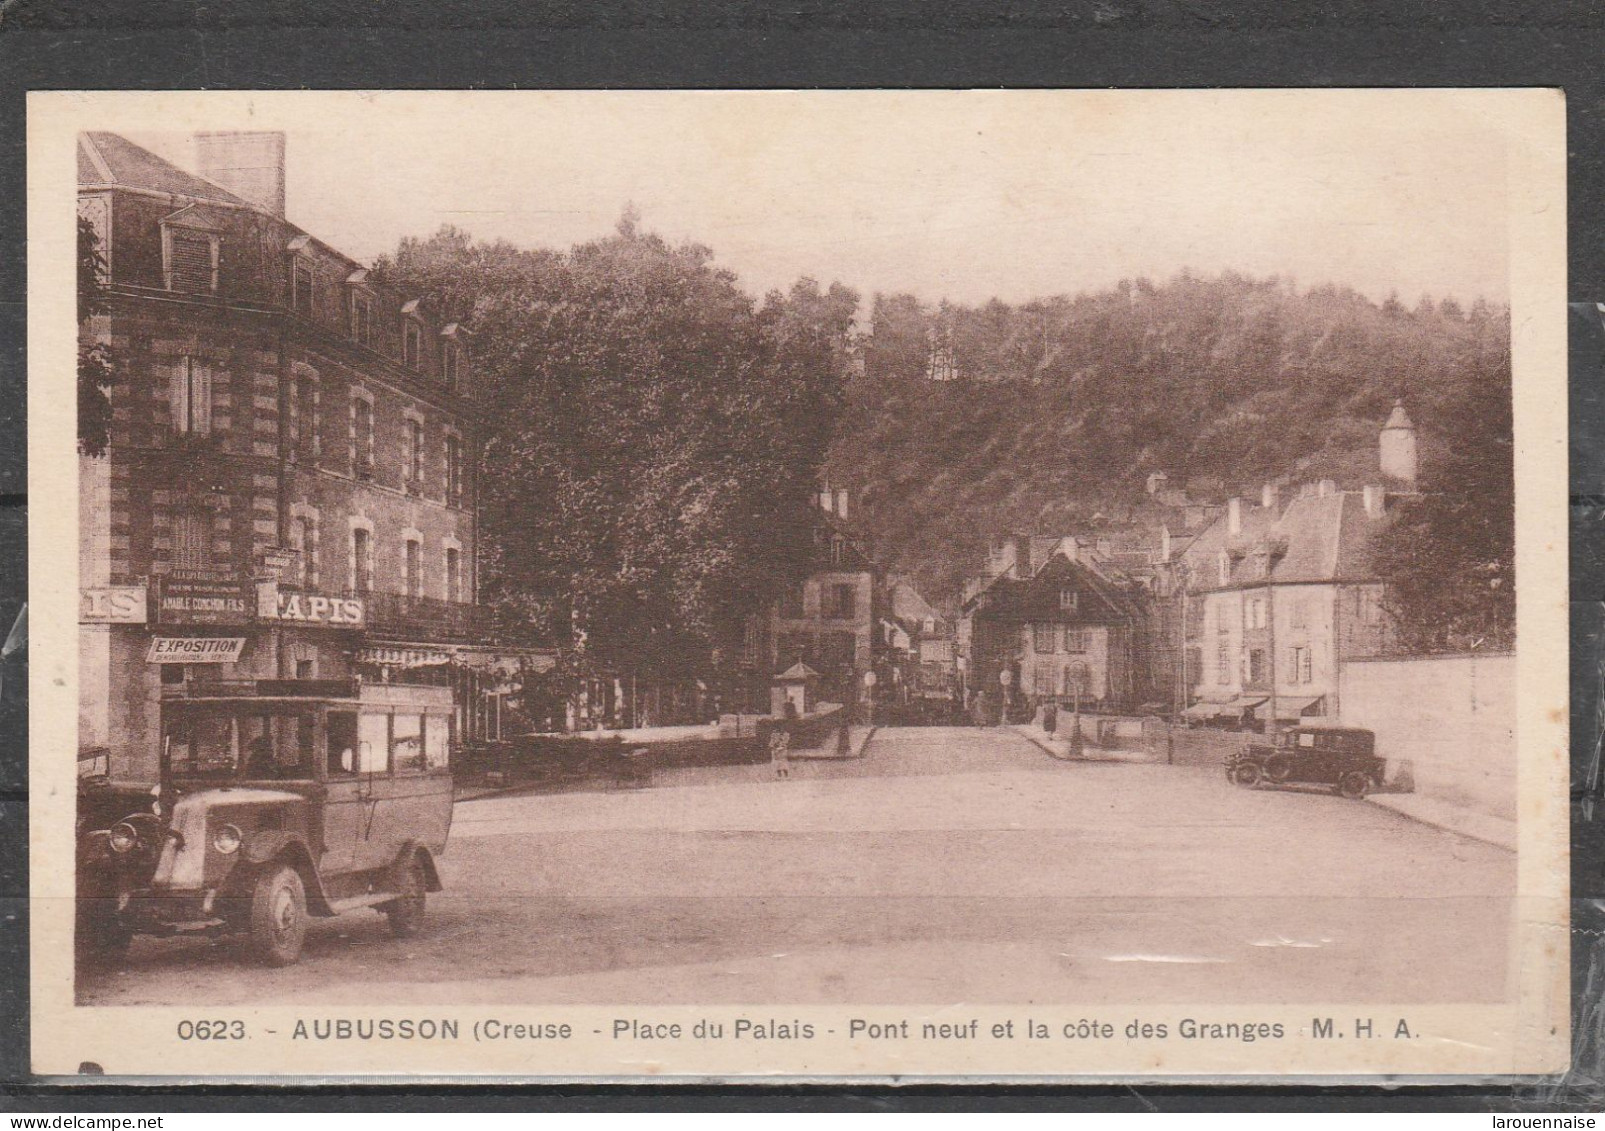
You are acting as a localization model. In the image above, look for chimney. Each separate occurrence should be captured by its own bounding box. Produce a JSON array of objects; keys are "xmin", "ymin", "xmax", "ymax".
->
[
  {"xmin": 1363, "ymin": 484, "xmax": 1387, "ymax": 519},
  {"xmin": 1261, "ymin": 482, "xmax": 1280, "ymax": 513},
  {"xmin": 834, "ymin": 489, "xmax": 849, "ymax": 521},
  {"xmin": 1227, "ymin": 497, "xmax": 1244, "ymax": 536},
  {"xmin": 1146, "ymin": 471, "xmax": 1168, "ymax": 497},
  {"xmin": 1316, "ymin": 479, "xmax": 1337, "ymax": 498},
  {"xmin": 195, "ymin": 131, "xmax": 287, "ymax": 218}
]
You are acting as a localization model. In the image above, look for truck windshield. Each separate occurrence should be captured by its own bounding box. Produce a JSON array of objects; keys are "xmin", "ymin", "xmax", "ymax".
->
[{"xmin": 164, "ymin": 708, "xmax": 315, "ymax": 781}]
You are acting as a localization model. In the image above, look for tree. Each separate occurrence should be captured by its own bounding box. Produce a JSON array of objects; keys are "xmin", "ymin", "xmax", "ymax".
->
[
  {"xmin": 373, "ymin": 222, "xmax": 858, "ymax": 696},
  {"xmin": 78, "ymin": 216, "xmax": 115, "ymax": 458}
]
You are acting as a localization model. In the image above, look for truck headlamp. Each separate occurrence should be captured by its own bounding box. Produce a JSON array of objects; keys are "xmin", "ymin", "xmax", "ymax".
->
[
  {"xmin": 108, "ymin": 822, "xmax": 139, "ymax": 854},
  {"xmin": 212, "ymin": 824, "xmax": 243, "ymax": 856}
]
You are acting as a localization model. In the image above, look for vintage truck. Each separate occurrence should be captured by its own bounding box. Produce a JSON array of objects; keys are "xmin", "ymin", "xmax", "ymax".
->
[{"xmin": 76, "ymin": 678, "xmax": 454, "ymax": 967}]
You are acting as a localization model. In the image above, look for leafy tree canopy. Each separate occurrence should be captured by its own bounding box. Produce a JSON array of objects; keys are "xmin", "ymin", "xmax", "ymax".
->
[{"xmin": 373, "ymin": 222, "xmax": 858, "ymax": 679}]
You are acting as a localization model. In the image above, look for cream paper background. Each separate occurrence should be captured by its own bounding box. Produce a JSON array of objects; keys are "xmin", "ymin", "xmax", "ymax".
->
[{"xmin": 27, "ymin": 88, "xmax": 1569, "ymax": 1080}]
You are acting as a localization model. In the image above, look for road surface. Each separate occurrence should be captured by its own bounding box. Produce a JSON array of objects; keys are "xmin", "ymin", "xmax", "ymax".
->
[{"xmin": 78, "ymin": 725, "xmax": 1514, "ymax": 1007}]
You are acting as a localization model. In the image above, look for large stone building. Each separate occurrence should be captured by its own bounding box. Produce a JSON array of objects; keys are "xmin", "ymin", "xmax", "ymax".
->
[
  {"xmin": 743, "ymin": 488, "xmax": 881, "ymax": 709},
  {"xmin": 1175, "ymin": 410, "xmax": 1413, "ymax": 729},
  {"xmin": 77, "ymin": 131, "xmax": 527, "ymax": 780}
]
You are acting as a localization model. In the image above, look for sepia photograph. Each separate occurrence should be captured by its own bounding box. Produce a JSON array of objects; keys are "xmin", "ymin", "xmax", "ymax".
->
[{"xmin": 30, "ymin": 89, "xmax": 1567, "ymax": 1079}]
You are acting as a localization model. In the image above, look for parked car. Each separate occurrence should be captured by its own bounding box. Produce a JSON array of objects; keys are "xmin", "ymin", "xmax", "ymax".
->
[
  {"xmin": 1226, "ymin": 725, "xmax": 1383, "ymax": 799},
  {"xmin": 76, "ymin": 678, "xmax": 454, "ymax": 967}
]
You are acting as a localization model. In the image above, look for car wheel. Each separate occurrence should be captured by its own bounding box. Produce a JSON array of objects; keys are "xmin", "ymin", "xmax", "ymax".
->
[
  {"xmin": 384, "ymin": 855, "xmax": 427, "ymax": 939},
  {"xmin": 1337, "ymin": 771, "xmax": 1372, "ymax": 800},
  {"xmin": 249, "ymin": 864, "xmax": 308, "ymax": 967},
  {"xmin": 1231, "ymin": 762, "xmax": 1262, "ymax": 787},
  {"xmin": 1265, "ymin": 756, "xmax": 1293, "ymax": 783}
]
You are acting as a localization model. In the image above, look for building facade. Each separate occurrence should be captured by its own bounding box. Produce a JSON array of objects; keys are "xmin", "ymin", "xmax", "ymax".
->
[
  {"xmin": 1175, "ymin": 415, "xmax": 1409, "ymax": 730},
  {"xmin": 963, "ymin": 547, "xmax": 1145, "ymax": 712},
  {"xmin": 757, "ymin": 490, "xmax": 881, "ymax": 708},
  {"xmin": 76, "ymin": 131, "xmax": 523, "ymax": 781}
]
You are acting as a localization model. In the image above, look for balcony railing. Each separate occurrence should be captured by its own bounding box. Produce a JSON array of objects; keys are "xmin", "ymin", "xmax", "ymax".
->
[{"xmin": 351, "ymin": 590, "xmax": 494, "ymax": 643}]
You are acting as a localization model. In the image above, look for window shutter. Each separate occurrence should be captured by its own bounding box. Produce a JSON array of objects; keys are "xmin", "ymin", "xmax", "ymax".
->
[
  {"xmin": 169, "ymin": 363, "xmax": 189, "ymax": 433},
  {"xmin": 193, "ymin": 364, "xmax": 212, "ymax": 435},
  {"xmin": 170, "ymin": 234, "xmax": 213, "ymax": 293}
]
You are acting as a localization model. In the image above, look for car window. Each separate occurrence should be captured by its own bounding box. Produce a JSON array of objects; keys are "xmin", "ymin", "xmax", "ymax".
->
[
  {"xmin": 392, "ymin": 714, "xmax": 425, "ymax": 774},
  {"xmin": 1297, "ymin": 732, "xmax": 1316, "ymax": 748},
  {"xmin": 358, "ymin": 712, "xmax": 390, "ymax": 774},
  {"xmin": 425, "ymin": 714, "xmax": 450, "ymax": 770},
  {"xmin": 167, "ymin": 712, "xmax": 236, "ymax": 776},
  {"xmin": 327, "ymin": 711, "xmax": 359, "ymax": 777}
]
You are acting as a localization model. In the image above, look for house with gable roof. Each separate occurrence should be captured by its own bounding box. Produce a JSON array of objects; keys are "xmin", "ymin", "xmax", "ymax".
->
[{"xmin": 1175, "ymin": 411, "xmax": 1412, "ymax": 729}]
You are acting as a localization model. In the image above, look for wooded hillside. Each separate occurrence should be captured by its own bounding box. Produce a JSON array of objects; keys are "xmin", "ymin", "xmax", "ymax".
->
[{"xmin": 829, "ymin": 274, "xmax": 1511, "ymax": 610}]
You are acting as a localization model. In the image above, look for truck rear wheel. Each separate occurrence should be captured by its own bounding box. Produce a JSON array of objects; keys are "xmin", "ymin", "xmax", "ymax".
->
[
  {"xmin": 384, "ymin": 855, "xmax": 427, "ymax": 939},
  {"xmin": 1231, "ymin": 762, "xmax": 1262, "ymax": 787},
  {"xmin": 249, "ymin": 864, "xmax": 307, "ymax": 967}
]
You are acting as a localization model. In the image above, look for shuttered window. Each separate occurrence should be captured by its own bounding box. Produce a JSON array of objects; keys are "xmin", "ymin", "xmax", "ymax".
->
[
  {"xmin": 169, "ymin": 357, "xmax": 212, "ymax": 436},
  {"xmin": 172, "ymin": 511, "xmax": 211, "ymax": 570},
  {"xmin": 168, "ymin": 232, "xmax": 215, "ymax": 293},
  {"xmin": 445, "ymin": 547, "xmax": 462, "ymax": 604},
  {"xmin": 351, "ymin": 529, "xmax": 372, "ymax": 593},
  {"xmin": 405, "ymin": 539, "xmax": 422, "ymax": 598}
]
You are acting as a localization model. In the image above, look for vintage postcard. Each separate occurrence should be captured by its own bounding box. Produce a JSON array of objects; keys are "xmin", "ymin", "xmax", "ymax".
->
[{"xmin": 28, "ymin": 89, "xmax": 1568, "ymax": 1080}]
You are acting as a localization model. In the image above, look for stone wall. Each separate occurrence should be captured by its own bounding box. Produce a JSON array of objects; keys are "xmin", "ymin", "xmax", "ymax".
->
[{"xmin": 1338, "ymin": 652, "xmax": 1516, "ymax": 820}]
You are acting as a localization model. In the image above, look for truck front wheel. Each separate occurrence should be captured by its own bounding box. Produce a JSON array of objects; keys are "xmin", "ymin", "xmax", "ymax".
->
[{"xmin": 249, "ymin": 864, "xmax": 308, "ymax": 967}]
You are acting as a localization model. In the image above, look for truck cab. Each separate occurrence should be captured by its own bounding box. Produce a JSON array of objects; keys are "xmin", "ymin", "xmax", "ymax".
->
[{"xmin": 77, "ymin": 678, "xmax": 454, "ymax": 967}]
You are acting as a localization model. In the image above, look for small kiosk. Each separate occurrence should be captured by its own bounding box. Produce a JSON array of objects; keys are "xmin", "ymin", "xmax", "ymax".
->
[{"xmin": 771, "ymin": 661, "xmax": 822, "ymax": 718}]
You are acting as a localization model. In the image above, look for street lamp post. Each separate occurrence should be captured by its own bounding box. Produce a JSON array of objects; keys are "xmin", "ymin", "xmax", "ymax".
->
[{"xmin": 1068, "ymin": 659, "xmax": 1088, "ymax": 758}]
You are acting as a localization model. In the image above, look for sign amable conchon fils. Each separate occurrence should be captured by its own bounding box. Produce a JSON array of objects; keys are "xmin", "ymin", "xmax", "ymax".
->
[{"xmin": 30, "ymin": 89, "xmax": 1570, "ymax": 1082}]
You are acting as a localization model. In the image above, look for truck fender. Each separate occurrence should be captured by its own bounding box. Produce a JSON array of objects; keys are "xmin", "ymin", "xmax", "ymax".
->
[
  {"xmin": 393, "ymin": 841, "xmax": 443, "ymax": 893},
  {"xmin": 235, "ymin": 835, "xmax": 335, "ymax": 917}
]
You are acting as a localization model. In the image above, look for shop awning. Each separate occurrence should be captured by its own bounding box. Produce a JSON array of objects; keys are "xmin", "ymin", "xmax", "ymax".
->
[
  {"xmin": 1223, "ymin": 695, "xmax": 1268, "ymax": 713},
  {"xmin": 1267, "ymin": 696, "xmax": 1324, "ymax": 720},
  {"xmin": 1182, "ymin": 700, "xmax": 1232, "ymax": 719}
]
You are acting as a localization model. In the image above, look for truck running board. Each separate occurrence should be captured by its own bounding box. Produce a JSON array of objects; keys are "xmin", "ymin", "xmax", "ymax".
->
[{"xmin": 325, "ymin": 892, "xmax": 400, "ymax": 915}]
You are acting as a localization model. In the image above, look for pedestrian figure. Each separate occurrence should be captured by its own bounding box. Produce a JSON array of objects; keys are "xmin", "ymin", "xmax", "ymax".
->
[{"xmin": 772, "ymin": 701, "xmax": 797, "ymax": 779}]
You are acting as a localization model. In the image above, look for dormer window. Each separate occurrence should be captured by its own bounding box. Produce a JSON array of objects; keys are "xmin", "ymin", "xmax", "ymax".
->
[
  {"xmin": 442, "ymin": 340, "xmax": 459, "ymax": 389},
  {"xmin": 404, "ymin": 321, "xmax": 422, "ymax": 369},
  {"xmin": 441, "ymin": 323, "xmax": 472, "ymax": 391},
  {"xmin": 161, "ymin": 210, "xmax": 220, "ymax": 295},
  {"xmin": 401, "ymin": 299, "xmax": 425, "ymax": 369},
  {"xmin": 292, "ymin": 263, "xmax": 315, "ymax": 317},
  {"xmin": 346, "ymin": 270, "xmax": 375, "ymax": 346}
]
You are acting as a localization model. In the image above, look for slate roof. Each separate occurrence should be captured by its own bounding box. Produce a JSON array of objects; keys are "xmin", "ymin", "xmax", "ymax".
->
[
  {"xmin": 1181, "ymin": 489, "xmax": 1388, "ymax": 590},
  {"xmin": 967, "ymin": 551, "xmax": 1142, "ymax": 624},
  {"xmin": 79, "ymin": 132, "xmax": 253, "ymax": 208}
]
